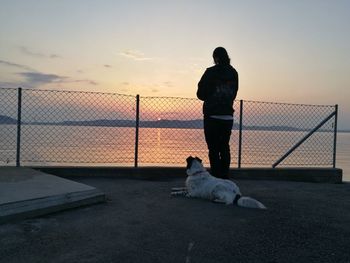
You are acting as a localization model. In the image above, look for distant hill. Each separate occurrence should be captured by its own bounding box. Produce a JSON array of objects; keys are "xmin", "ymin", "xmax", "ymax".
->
[
  {"xmin": 0, "ymin": 114, "xmax": 340, "ymax": 132},
  {"xmin": 58, "ymin": 119, "xmax": 136, "ymax": 127},
  {"xmin": 0, "ymin": 115, "xmax": 17, "ymax": 124},
  {"xmin": 57, "ymin": 119, "xmax": 204, "ymax": 129},
  {"xmin": 141, "ymin": 119, "xmax": 203, "ymax": 129}
]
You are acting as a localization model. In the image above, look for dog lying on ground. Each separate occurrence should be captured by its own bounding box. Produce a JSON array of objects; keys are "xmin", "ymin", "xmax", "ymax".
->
[{"xmin": 171, "ymin": 156, "xmax": 266, "ymax": 209}]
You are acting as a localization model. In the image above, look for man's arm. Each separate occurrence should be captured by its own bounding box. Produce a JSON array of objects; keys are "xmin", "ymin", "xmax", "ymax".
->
[
  {"xmin": 232, "ymin": 70, "xmax": 239, "ymax": 100},
  {"xmin": 197, "ymin": 69, "xmax": 211, "ymax": 101}
]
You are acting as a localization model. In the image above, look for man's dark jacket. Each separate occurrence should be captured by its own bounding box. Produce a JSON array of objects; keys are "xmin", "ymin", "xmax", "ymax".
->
[{"xmin": 197, "ymin": 64, "xmax": 238, "ymax": 117}]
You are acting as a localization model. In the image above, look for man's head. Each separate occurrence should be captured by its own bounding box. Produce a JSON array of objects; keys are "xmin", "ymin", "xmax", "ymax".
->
[{"xmin": 213, "ymin": 47, "xmax": 230, "ymax": 65}]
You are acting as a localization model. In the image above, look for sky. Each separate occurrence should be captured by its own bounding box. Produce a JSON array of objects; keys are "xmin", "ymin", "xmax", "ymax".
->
[{"xmin": 0, "ymin": 0, "xmax": 349, "ymax": 129}]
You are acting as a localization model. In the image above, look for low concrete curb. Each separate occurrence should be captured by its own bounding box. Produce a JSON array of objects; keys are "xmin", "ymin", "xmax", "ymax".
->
[
  {"xmin": 34, "ymin": 166, "xmax": 343, "ymax": 183},
  {"xmin": 0, "ymin": 167, "xmax": 105, "ymax": 224}
]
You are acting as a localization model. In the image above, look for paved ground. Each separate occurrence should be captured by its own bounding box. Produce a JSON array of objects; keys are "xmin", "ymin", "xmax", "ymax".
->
[{"xmin": 1, "ymin": 177, "xmax": 350, "ymax": 263}]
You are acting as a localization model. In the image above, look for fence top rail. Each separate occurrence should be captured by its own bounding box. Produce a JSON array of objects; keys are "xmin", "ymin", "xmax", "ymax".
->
[
  {"xmin": 0, "ymin": 87, "xmax": 18, "ymax": 91},
  {"xmin": 0, "ymin": 87, "xmax": 336, "ymax": 108},
  {"xmin": 2, "ymin": 87, "xmax": 135, "ymax": 98},
  {"xmin": 140, "ymin": 95, "xmax": 198, "ymax": 100},
  {"xmin": 243, "ymin": 99, "xmax": 336, "ymax": 108}
]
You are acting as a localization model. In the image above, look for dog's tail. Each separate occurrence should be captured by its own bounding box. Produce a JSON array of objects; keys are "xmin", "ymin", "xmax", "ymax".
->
[{"xmin": 236, "ymin": 196, "xmax": 266, "ymax": 209}]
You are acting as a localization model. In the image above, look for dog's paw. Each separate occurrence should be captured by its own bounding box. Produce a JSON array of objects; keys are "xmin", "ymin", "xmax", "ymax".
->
[
  {"xmin": 170, "ymin": 190, "xmax": 189, "ymax": 197},
  {"xmin": 212, "ymin": 199, "xmax": 226, "ymax": 204},
  {"xmin": 171, "ymin": 187, "xmax": 187, "ymax": 191}
]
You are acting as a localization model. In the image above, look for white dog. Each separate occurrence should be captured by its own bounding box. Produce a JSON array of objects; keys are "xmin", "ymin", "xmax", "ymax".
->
[{"xmin": 171, "ymin": 156, "xmax": 266, "ymax": 209}]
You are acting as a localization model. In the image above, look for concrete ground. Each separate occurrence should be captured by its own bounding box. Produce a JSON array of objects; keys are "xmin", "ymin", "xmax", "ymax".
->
[
  {"xmin": 0, "ymin": 168, "xmax": 105, "ymax": 224},
  {"xmin": 1, "ymin": 176, "xmax": 350, "ymax": 263}
]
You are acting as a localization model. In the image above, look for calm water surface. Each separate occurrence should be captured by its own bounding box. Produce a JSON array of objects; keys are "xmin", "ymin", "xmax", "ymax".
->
[{"xmin": 0, "ymin": 125, "xmax": 349, "ymax": 181}]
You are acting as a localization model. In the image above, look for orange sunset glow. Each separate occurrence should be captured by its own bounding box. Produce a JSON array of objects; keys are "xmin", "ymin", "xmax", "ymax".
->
[{"xmin": 0, "ymin": 1, "xmax": 349, "ymax": 129}]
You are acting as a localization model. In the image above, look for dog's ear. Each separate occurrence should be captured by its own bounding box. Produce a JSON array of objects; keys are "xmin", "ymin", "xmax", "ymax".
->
[
  {"xmin": 186, "ymin": 156, "xmax": 194, "ymax": 163},
  {"xmin": 186, "ymin": 156, "xmax": 194, "ymax": 169},
  {"xmin": 195, "ymin": 157, "xmax": 202, "ymax": 163}
]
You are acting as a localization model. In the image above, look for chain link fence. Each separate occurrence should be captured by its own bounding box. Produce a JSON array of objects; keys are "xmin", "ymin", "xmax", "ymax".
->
[
  {"xmin": 0, "ymin": 88, "xmax": 18, "ymax": 164},
  {"xmin": 1, "ymin": 88, "xmax": 136, "ymax": 166},
  {"xmin": 138, "ymin": 96, "xmax": 207, "ymax": 166},
  {"xmin": 239, "ymin": 100, "xmax": 336, "ymax": 167},
  {"xmin": 0, "ymin": 88, "xmax": 337, "ymax": 168}
]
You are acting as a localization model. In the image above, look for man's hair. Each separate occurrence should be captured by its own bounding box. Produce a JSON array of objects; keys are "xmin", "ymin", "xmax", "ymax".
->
[{"xmin": 213, "ymin": 47, "xmax": 230, "ymax": 65}]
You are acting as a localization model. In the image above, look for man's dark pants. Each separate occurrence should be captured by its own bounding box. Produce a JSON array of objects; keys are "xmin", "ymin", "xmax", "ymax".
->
[{"xmin": 204, "ymin": 117, "xmax": 233, "ymax": 179}]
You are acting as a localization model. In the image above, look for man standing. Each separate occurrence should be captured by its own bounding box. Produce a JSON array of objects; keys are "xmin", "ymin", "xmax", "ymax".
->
[{"xmin": 197, "ymin": 47, "xmax": 239, "ymax": 179}]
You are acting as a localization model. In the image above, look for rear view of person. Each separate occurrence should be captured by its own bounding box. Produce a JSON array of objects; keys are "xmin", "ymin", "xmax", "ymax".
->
[{"xmin": 197, "ymin": 47, "xmax": 239, "ymax": 179}]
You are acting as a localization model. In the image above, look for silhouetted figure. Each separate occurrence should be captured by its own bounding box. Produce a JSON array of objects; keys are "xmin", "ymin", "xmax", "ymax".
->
[{"xmin": 197, "ymin": 47, "xmax": 239, "ymax": 179}]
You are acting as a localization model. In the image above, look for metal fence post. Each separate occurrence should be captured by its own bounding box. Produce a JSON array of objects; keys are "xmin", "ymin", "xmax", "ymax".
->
[
  {"xmin": 16, "ymin": 87, "xmax": 22, "ymax": 167},
  {"xmin": 134, "ymin": 94, "xmax": 140, "ymax": 168},
  {"xmin": 238, "ymin": 100, "xmax": 243, "ymax": 168},
  {"xmin": 333, "ymin": 104, "xmax": 338, "ymax": 168}
]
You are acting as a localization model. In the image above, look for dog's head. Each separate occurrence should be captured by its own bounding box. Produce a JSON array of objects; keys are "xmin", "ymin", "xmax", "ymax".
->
[{"xmin": 186, "ymin": 156, "xmax": 206, "ymax": 176}]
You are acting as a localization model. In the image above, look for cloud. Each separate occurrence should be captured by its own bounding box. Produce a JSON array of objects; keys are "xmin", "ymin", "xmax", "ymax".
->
[
  {"xmin": 16, "ymin": 72, "xmax": 98, "ymax": 88},
  {"xmin": 49, "ymin": 54, "xmax": 60, "ymax": 59},
  {"xmin": 0, "ymin": 59, "xmax": 34, "ymax": 71},
  {"xmin": 0, "ymin": 81, "xmax": 17, "ymax": 89},
  {"xmin": 70, "ymin": 79, "xmax": 98, "ymax": 85},
  {"xmin": 163, "ymin": 81, "xmax": 173, "ymax": 87},
  {"xmin": 119, "ymin": 49, "xmax": 153, "ymax": 61},
  {"xmin": 18, "ymin": 46, "xmax": 61, "ymax": 59},
  {"xmin": 0, "ymin": 72, "xmax": 60, "ymax": 89},
  {"xmin": 17, "ymin": 72, "xmax": 67, "ymax": 86},
  {"xmin": 0, "ymin": 59, "xmax": 98, "ymax": 88}
]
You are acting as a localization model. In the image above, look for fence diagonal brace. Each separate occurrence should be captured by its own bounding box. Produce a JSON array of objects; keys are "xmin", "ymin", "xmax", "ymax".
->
[{"xmin": 272, "ymin": 110, "xmax": 336, "ymax": 168}]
